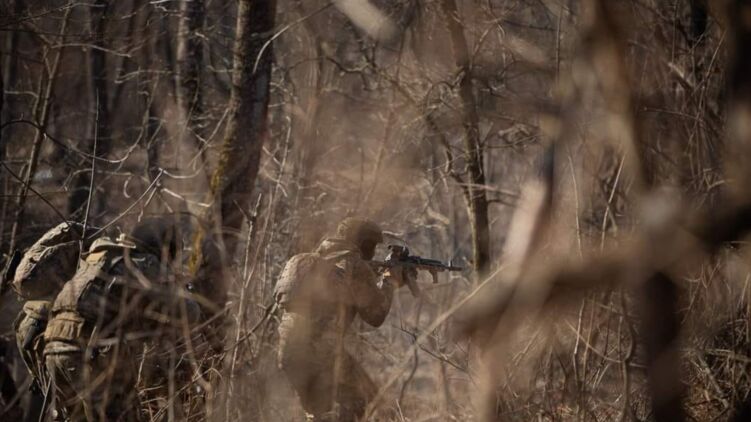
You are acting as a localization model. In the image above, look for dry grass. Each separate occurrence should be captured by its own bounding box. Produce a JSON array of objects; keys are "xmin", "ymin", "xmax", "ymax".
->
[{"xmin": 3, "ymin": 0, "xmax": 751, "ymax": 421}]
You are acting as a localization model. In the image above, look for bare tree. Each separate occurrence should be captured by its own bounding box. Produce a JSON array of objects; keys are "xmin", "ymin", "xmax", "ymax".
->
[
  {"xmin": 67, "ymin": 0, "xmax": 111, "ymax": 218},
  {"xmin": 190, "ymin": 0, "xmax": 277, "ymax": 306},
  {"xmin": 439, "ymin": 0, "xmax": 490, "ymax": 279},
  {"xmin": 177, "ymin": 0, "xmax": 205, "ymax": 156},
  {"xmin": 1, "ymin": 1, "xmax": 22, "ymax": 246},
  {"xmin": 3, "ymin": 1, "xmax": 751, "ymax": 421},
  {"xmin": 210, "ymin": 0, "xmax": 277, "ymax": 255},
  {"xmin": 8, "ymin": 6, "xmax": 71, "ymax": 252}
]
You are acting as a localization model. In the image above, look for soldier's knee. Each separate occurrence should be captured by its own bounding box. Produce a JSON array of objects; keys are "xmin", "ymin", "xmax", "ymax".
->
[{"xmin": 45, "ymin": 352, "xmax": 83, "ymax": 396}]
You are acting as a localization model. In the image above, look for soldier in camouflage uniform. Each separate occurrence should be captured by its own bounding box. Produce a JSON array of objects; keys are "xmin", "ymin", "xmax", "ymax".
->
[
  {"xmin": 9, "ymin": 221, "xmax": 85, "ymax": 419},
  {"xmin": 42, "ymin": 219, "xmax": 200, "ymax": 421},
  {"xmin": 275, "ymin": 217, "xmax": 415, "ymax": 421}
]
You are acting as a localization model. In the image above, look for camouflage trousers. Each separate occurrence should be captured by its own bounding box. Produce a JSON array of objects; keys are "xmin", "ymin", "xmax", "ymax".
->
[
  {"xmin": 45, "ymin": 344, "xmax": 140, "ymax": 422},
  {"xmin": 15, "ymin": 300, "xmax": 51, "ymax": 390},
  {"xmin": 277, "ymin": 312, "xmax": 377, "ymax": 421}
]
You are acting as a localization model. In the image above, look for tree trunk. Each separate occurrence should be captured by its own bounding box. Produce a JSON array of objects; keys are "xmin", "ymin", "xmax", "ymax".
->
[
  {"xmin": 177, "ymin": 0, "xmax": 205, "ymax": 155},
  {"xmin": 146, "ymin": 102, "xmax": 161, "ymax": 182},
  {"xmin": 9, "ymin": 7, "xmax": 71, "ymax": 252},
  {"xmin": 439, "ymin": 0, "xmax": 490, "ymax": 280},
  {"xmin": 1, "ymin": 0, "xmax": 20, "ymax": 141},
  {"xmin": 1, "ymin": 0, "xmax": 22, "ymax": 249},
  {"xmin": 161, "ymin": 6, "xmax": 179, "ymax": 108},
  {"xmin": 211, "ymin": 0, "xmax": 276, "ymax": 257},
  {"xmin": 0, "ymin": 39, "xmax": 5, "ymax": 229},
  {"xmin": 142, "ymin": 3, "xmax": 161, "ymax": 183},
  {"xmin": 190, "ymin": 0, "xmax": 277, "ymax": 292},
  {"xmin": 67, "ymin": 0, "xmax": 110, "ymax": 219},
  {"xmin": 1, "ymin": 33, "xmax": 5, "ymax": 249}
]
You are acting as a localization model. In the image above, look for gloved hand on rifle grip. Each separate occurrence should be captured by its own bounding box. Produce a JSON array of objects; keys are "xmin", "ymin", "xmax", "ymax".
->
[{"xmin": 383, "ymin": 264, "xmax": 418, "ymax": 288}]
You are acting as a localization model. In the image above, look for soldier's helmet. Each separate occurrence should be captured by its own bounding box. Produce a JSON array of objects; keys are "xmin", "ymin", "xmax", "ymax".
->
[
  {"xmin": 12, "ymin": 222, "xmax": 82, "ymax": 300},
  {"xmin": 336, "ymin": 218, "xmax": 384, "ymax": 246},
  {"xmin": 129, "ymin": 216, "xmax": 182, "ymax": 260}
]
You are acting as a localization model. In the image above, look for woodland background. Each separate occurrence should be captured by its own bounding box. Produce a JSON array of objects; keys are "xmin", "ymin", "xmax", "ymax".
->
[{"xmin": 2, "ymin": 0, "xmax": 751, "ymax": 421}]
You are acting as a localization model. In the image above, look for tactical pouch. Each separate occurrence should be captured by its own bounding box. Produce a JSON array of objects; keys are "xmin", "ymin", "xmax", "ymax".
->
[
  {"xmin": 44, "ymin": 311, "xmax": 85, "ymax": 344},
  {"xmin": 15, "ymin": 300, "xmax": 51, "ymax": 350},
  {"xmin": 22, "ymin": 300, "xmax": 50, "ymax": 320}
]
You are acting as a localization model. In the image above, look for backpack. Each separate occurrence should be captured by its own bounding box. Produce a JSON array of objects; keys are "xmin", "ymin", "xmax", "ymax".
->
[
  {"xmin": 274, "ymin": 252, "xmax": 348, "ymax": 311},
  {"xmin": 12, "ymin": 222, "xmax": 82, "ymax": 300},
  {"xmin": 50, "ymin": 237, "xmax": 138, "ymax": 321},
  {"xmin": 14, "ymin": 300, "xmax": 51, "ymax": 386},
  {"xmin": 44, "ymin": 239, "xmax": 141, "ymax": 348}
]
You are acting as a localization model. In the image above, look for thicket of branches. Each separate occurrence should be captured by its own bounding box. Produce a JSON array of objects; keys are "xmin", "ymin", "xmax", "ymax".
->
[{"xmin": 2, "ymin": 0, "xmax": 751, "ymax": 420}]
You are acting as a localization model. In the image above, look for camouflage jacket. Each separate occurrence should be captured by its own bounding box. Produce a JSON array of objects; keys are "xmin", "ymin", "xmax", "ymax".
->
[
  {"xmin": 44, "ymin": 237, "xmax": 196, "ymax": 352},
  {"xmin": 12, "ymin": 222, "xmax": 82, "ymax": 300},
  {"xmin": 276, "ymin": 238, "xmax": 394, "ymax": 336}
]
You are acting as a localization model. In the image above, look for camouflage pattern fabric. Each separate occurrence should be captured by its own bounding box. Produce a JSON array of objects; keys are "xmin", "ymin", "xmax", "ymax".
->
[
  {"xmin": 10, "ymin": 222, "xmax": 84, "ymax": 404},
  {"xmin": 14, "ymin": 300, "xmax": 51, "ymax": 390},
  {"xmin": 278, "ymin": 311, "xmax": 377, "ymax": 421},
  {"xmin": 276, "ymin": 236, "xmax": 394, "ymax": 421},
  {"xmin": 45, "ymin": 347, "xmax": 140, "ymax": 422},
  {"xmin": 12, "ymin": 222, "xmax": 82, "ymax": 300},
  {"xmin": 43, "ymin": 237, "xmax": 186, "ymax": 421}
]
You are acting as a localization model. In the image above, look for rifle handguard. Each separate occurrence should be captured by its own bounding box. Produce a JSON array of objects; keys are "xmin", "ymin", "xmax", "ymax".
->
[{"xmin": 373, "ymin": 245, "xmax": 463, "ymax": 298}]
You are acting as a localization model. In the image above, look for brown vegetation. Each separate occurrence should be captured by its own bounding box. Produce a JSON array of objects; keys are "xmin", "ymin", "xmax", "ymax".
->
[{"xmin": 3, "ymin": 0, "xmax": 751, "ymax": 420}]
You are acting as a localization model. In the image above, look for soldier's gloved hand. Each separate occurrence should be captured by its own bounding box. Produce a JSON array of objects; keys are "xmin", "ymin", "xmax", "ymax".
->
[{"xmin": 384, "ymin": 264, "xmax": 418, "ymax": 288}]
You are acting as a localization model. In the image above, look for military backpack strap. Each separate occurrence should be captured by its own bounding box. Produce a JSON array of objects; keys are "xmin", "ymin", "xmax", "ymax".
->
[
  {"xmin": 320, "ymin": 250, "xmax": 354, "ymax": 286},
  {"xmin": 274, "ymin": 250, "xmax": 357, "ymax": 313},
  {"xmin": 75, "ymin": 252, "xmax": 122, "ymax": 319},
  {"xmin": 50, "ymin": 249, "xmax": 118, "ymax": 315},
  {"xmin": 85, "ymin": 240, "xmax": 128, "ymax": 271},
  {"xmin": 319, "ymin": 249, "xmax": 355, "ymax": 261}
]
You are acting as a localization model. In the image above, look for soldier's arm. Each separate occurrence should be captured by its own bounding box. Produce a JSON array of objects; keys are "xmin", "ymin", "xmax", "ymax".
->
[{"xmin": 350, "ymin": 259, "xmax": 394, "ymax": 327}]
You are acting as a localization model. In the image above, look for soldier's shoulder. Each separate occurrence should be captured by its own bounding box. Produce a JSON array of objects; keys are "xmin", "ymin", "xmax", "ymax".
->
[
  {"xmin": 351, "ymin": 257, "xmax": 376, "ymax": 278},
  {"xmin": 275, "ymin": 252, "xmax": 324, "ymax": 297},
  {"xmin": 12, "ymin": 223, "xmax": 82, "ymax": 300},
  {"xmin": 329, "ymin": 253, "xmax": 375, "ymax": 281},
  {"xmin": 280, "ymin": 252, "xmax": 321, "ymax": 279},
  {"xmin": 36, "ymin": 222, "xmax": 81, "ymax": 246},
  {"xmin": 88, "ymin": 234, "xmax": 136, "ymax": 255},
  {"xmin": 86, "ymin": 235, "xmax": 161, "ymax": 275}
]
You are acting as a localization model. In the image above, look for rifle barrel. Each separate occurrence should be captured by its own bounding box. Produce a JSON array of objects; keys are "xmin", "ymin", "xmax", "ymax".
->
[{"xmin": 373, "ymin": 257, "xmax": 462, "ymax": 271}]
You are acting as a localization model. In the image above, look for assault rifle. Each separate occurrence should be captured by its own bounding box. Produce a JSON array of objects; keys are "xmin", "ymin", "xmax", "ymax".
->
[{"xmin": 372, "ymin": 245, "xmax": 463, "ymax": 297}]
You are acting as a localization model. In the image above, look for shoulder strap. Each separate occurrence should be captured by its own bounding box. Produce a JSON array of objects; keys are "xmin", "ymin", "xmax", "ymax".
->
[
  {"xmin": 320, "ymin": 250, "xmax": 356, "ymax": 262},
  {"xmin": 51, "ymin": 254, "xmax": 117, "ymax": 315}
]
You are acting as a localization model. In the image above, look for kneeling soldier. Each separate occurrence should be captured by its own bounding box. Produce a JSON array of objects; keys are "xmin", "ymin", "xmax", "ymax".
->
[{"xmin": 43, "ymin": 219, "xmax": 199, "ymax": 421}]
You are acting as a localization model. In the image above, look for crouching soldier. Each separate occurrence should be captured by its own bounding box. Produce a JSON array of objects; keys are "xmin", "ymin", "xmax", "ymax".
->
[
  {"xmin": 43, "ymin": 219, "xmax": 201, "ymax": 421},
  {"xmin": 275, "ymin": 218, "xmax": 416, "ymax": 421},
  {"xmin": 6, "ymin": 221, "xmax": 85, "ymax": 420}
]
